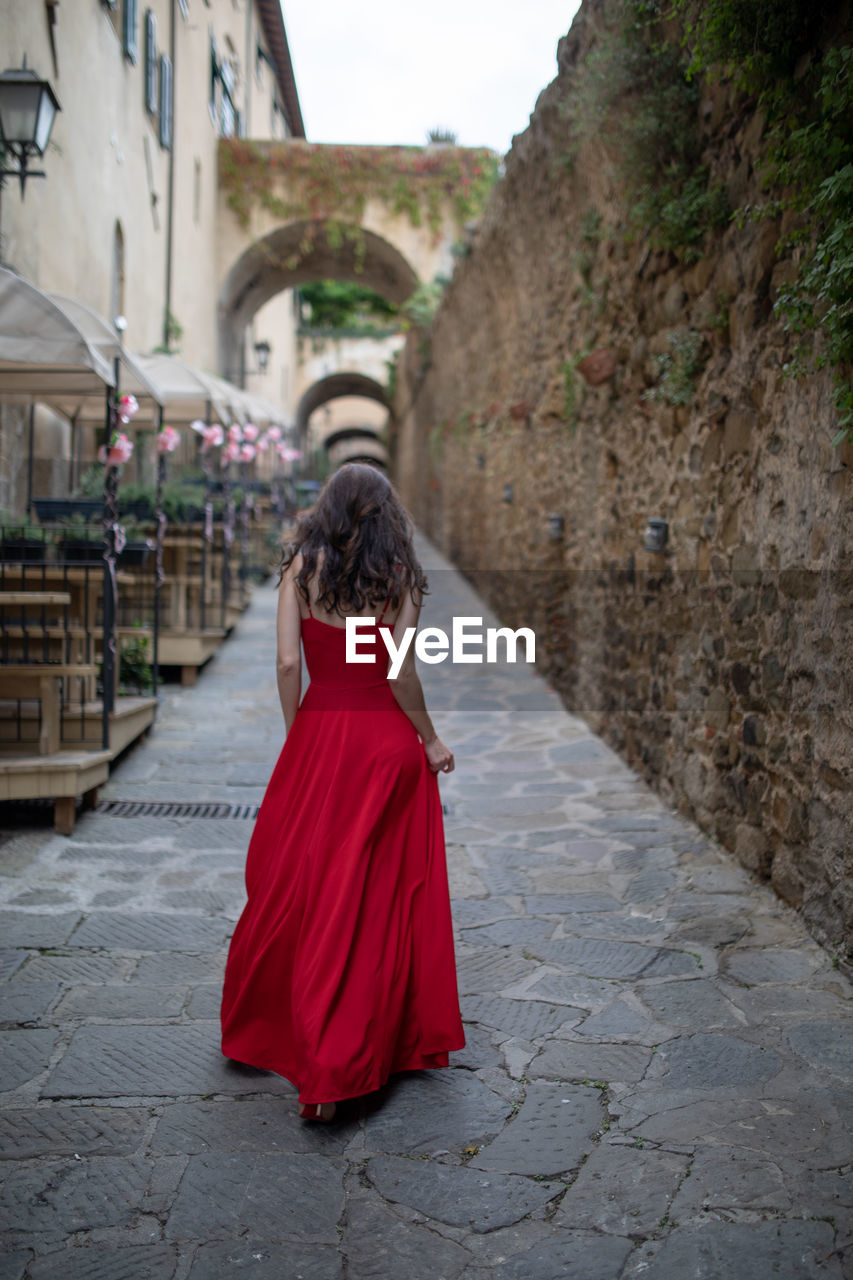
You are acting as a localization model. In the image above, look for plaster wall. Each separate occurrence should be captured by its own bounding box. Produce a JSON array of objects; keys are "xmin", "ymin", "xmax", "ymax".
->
[{"xmin": 0, "ymin": 0, "xmax": 299, "ymax": 509}]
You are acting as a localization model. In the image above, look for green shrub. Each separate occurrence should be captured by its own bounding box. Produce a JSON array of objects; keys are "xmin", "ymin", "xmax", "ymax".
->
[
  {"xmin": 573, "ymin": 6, "xmax": 730, "ymax": 260},
  {"xmin": 119, "ymin": 629, "xmax": 153, "ymax": 694}
]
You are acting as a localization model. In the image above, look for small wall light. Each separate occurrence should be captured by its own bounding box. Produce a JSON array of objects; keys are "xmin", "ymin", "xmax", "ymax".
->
[
  {"xmin": 547, "ymin": 513, "xmax": 565, "ymax": 541},
  {"xmin": 253, "ymin": 338, "xmax": 271, "ymax": 374},
  {"xmin": 643, "ymin": 517, "xmax": 669, "ymax": 553},
  {"xmin": 502, "ymin": 483, "xmax": 514, "ymax": 503}
]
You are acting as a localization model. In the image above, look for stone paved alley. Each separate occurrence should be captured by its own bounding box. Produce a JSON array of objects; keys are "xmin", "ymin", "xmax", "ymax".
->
[{"xmin": 0, "ymin": 538, "xmax": 851, "ymax": 1279}]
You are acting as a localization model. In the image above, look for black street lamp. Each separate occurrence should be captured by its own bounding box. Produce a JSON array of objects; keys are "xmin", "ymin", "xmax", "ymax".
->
[{"xmin": 0, "ymin": 62, "xmax": 61, "ymax": 196}]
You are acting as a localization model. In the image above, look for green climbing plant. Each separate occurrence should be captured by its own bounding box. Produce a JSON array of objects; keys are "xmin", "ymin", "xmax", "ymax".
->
[
  {"xmin": 219, "ymin": 140, "xmax": 499, "ymax": 245},
  {"xmin": 667, "ymin": 2, "xmax": 853, "ymax": 440}
]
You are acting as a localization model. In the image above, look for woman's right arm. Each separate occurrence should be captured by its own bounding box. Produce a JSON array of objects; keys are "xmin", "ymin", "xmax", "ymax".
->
[{"xmin": 386, "ymin": 588, "xmax": 454, "ymax": 773}]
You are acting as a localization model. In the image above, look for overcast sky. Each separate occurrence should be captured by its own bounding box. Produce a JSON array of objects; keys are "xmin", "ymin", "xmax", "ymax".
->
[{"xmin": 281, "ymin": 0, "xmax": 583, "ymax": 155}]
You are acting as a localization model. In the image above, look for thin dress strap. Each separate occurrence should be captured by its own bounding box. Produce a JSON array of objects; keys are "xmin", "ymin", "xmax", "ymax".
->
[{"xmin": 376, "ymin": 596, "xmax": 392, "ymax": 625}]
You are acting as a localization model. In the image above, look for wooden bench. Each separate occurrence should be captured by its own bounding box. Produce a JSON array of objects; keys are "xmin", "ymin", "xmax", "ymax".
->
[
  {"xmin": 0, "ymin": 663, "xmax": 98, "ymax": 755},
  {"xmin": 0, "ymin": 592, "xmax": 72, "ymax": 607},
  {"xmin": 0, "ymin": 749, "xmax": 109, "ymax": 834}
]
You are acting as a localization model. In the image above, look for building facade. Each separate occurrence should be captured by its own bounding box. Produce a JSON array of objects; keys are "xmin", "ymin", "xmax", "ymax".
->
[{"xmin": 0, "ymin": 0, "xmax": 305, "ymax": 511}]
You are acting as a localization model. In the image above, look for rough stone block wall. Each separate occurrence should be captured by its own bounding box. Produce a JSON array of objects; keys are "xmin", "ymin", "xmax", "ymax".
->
[{"xmin": 393, "ymin": 2, "xmax": 853, "ymax": 950}]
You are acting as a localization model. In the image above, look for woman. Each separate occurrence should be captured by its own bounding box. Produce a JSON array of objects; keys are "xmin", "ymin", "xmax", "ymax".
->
[{"xmin": 221, "ymin": 463, "xmax": 464, "ymax": 1122}]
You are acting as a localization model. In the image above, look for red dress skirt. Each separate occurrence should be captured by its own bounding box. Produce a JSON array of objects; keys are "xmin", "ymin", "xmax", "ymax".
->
[{"xmin": 220, "ymin": 614, "xmax": 465, "ymax": 1105}]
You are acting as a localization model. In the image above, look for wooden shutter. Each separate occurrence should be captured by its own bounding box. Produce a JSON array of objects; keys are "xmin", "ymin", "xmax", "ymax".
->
[
  {"xmin": 144, "ymin": 11, "xmax": 157, "ymax": 114},
  {"xmin": 123, "ymin": 0, "xmax": 138, "ymax": 62},
  {"xmin": 159, "ymin": 54, "xmax": 173, "ymax": 149}
]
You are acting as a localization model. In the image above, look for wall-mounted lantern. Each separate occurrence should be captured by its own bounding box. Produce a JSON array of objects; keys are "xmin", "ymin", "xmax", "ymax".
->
[
  {"xmin": 0, "ymin": 63, "xmax": 61, "ymax": 196},
  {"xmin": 475, "ymin": 452, "xmax": 485, "ymax": 470},
  {"xmin": 547, "ymin": 513, "xmax": 565, "ymax": 541},
  {"xmin": 502, "ymin": 483, "xmax": 514, "ymax": 503},
  {"xmin": 253, "ymin": 338, "xmax": 271, "ymax": 374},
  {"xmin": 643, "ymin": 517, "xmax": 669, "ymax": 553}
]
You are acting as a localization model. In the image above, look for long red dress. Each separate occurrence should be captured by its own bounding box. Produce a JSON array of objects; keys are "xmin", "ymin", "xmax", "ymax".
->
[{"xmin": 220, "ymin": 604, "xmax": 465, "ymax": 1106}]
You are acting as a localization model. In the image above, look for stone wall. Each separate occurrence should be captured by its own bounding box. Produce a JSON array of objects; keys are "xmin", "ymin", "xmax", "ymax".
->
[{"xmin": 393, "ymin": 1, "xmax": 853, "ymax": 950}]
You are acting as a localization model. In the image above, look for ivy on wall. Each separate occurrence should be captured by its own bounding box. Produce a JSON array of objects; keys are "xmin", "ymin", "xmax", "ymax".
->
[
  {"xmin": 671, "ymin": 0, "xmax": 853, "ymax": 440},
  {"xmin": 571, "ymin": 0, "xmax": 852, "ymax": 441},
  {"xmin": 219, "ymin": 140, "xmax": 499, "ymax": 246}
]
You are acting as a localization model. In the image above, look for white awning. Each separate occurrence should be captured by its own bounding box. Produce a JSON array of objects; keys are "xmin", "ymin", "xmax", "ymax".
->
[
  {"xmin": 0, "ymin": 267, "xmax": 115, "ymax": 409},
  {"xmin": 133, "ymin": 353, "xmax": 232, "ymax": 426},
  {"xmin": 0, "ymin": 268, "xmax": 289, "ymax": 432},
  {"xmin": 49, "ymin": 293, "xmax": 162, "ymax": 419}
]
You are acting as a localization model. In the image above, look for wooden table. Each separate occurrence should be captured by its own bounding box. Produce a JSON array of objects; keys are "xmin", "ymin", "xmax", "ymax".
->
[{"xmin": 0, "ymin": 663, "xmax": 98, "ymax": 755}]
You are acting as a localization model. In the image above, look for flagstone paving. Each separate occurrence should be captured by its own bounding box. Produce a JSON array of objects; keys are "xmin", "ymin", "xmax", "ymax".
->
[{"xmin": 0, "ymin": 536, "xmax": 851, "ymax": 1279}]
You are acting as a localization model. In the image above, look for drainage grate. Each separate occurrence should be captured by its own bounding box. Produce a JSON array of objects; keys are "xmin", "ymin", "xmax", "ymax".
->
[
  {"xmin": 96, "ymin": 800, "xmax": 260, "ymax": 820},
  {"xmin": 97, "ymin": 799, "xmax": 453, "ymax": 819}
]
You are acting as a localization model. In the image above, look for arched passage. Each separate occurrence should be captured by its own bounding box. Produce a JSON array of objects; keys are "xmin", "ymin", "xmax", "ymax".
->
[
  {"xmin": 218, "ymin": 220, "xmax": 419, "ymax": 382},
  {"xmin": 324, "ymin": 425, "xmax": 388, "ymax": 469},
  {"xmin": 296, "ymin": 372, "xmax": 389, "ymax": 440},
  {"xmin": 323, "ymin": 425, "xmax": 385, "ymax": 452}
]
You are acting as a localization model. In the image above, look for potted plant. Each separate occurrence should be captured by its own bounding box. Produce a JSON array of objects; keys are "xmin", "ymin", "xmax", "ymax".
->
[
  {"xmin": 118, "ymin": 627, "xmax": 153, "ymax": 694},
  {"xmin": 57, "ymin": 513, "xmax": 103, "ymax": 562},
  {"xmin": 118, "ymin": 520, "xmax": 154, "ymax": 567},
  {"xmin": 118, "ymin": 483, "xmax": 155, "ymax": 521}
]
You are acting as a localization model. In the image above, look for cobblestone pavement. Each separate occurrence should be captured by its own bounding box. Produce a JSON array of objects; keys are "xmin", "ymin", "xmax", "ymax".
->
[{"xmin": 1, "ymin": 538, "xmax": 851, "ymax": 1279}]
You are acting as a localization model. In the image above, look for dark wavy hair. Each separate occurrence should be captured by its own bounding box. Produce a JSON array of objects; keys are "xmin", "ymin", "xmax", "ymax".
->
[{"xmin": 280, "ymin": 463, "xmax": 427, "ymax": 613}]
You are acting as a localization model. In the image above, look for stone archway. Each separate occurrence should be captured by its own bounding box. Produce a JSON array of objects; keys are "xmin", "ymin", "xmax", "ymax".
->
[
  {"xmin": 218, "ymin": 220, "xmax": 419, "ymax": 383},
  {"xmin": 296, "ymin": 372, "xmax": 389, "ymax": 441}
]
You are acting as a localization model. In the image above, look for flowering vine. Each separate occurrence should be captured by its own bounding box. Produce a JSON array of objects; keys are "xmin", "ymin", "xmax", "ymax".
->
[{"xmin": 219, "ymin": 141, "xmax": 499, "ymax": 251}]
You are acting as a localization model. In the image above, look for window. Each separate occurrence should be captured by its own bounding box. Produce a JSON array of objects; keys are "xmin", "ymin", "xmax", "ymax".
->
[
  {"xmin": 220, "ymin": 57, "xmax": 236, "ymax": 137},
  {"xmin": 144, "ymin": 11, "xmax": 157, "ymax": 114},
  {"xmin": 123, "ymin": 0, "xmax": 139, "ymax": 62},
  {"xmin": 110, "ymin": 222, "xmax": 126, "ymax": 327},
  {"xmin": 159, "ymin": 54, "xmax": 173, "ymax": 148},
  {"xmin": 209, "ymin": 34, "xmax": 219, "ymax": 122},
  {"xmin": 210, "ymin": 40, "xmax": 240, "ymax": 137}
]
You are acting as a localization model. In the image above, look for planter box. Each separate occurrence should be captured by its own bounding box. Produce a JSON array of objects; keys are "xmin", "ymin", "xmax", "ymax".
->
[
  {"xmin": 33, "ymin": 498, "xmax": 102, "ymax": 522},
  {"xmin": 119, "ymin": 499, "xmax": 154, "ymax": 520},
  {"xmin": 58, "ymin": 538, "xmax": 102, "ymax": 563},
  {"xmin": 0, "ymin": 537, "xmax": 48, "ymax": 563},
  {"xmin": 118, "ymin": 540, "xmax": 153, "ymax": 567}
]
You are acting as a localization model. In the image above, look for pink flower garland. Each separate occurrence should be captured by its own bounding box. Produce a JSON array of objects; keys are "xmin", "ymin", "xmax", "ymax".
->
[
  {"xmin": 156, "ymin": 425, "xmax": 181, "ymax": 454},
  {"xmin": 98, "ymin": 432, "xmax": 134, "ymax": 466}
]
